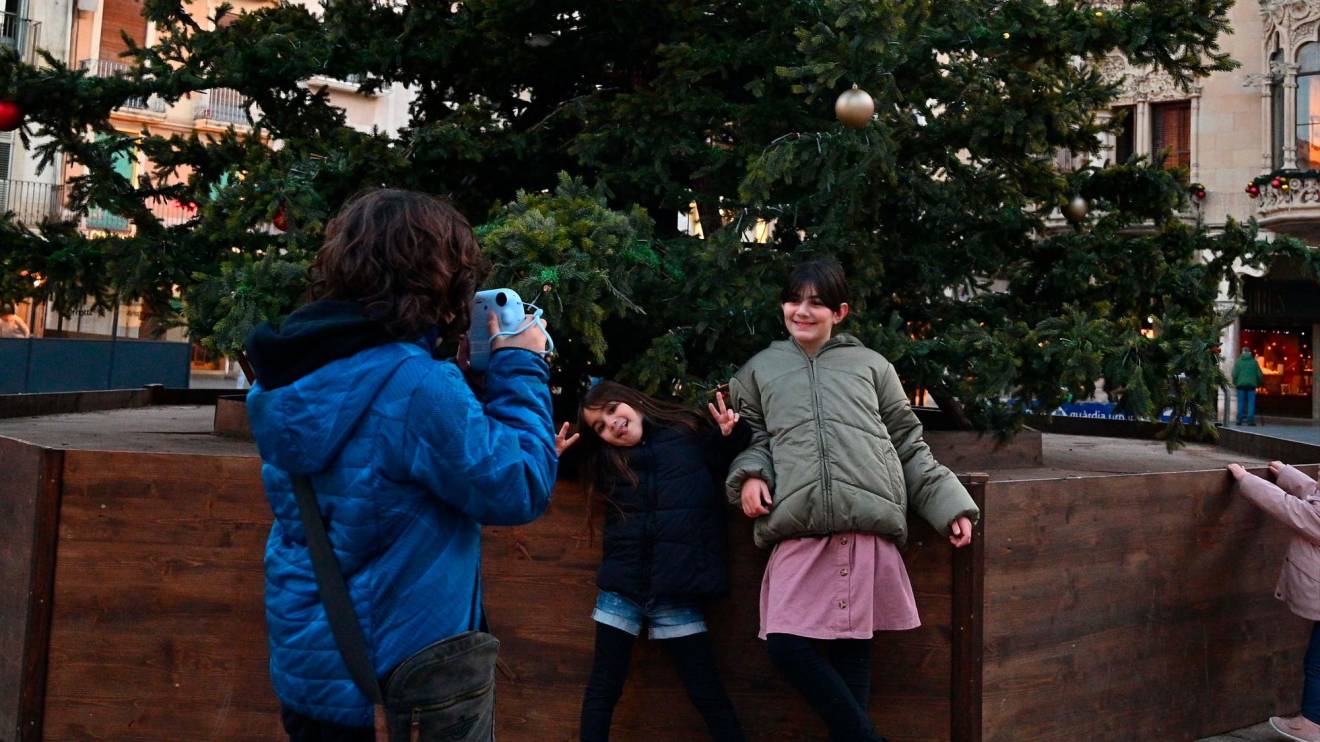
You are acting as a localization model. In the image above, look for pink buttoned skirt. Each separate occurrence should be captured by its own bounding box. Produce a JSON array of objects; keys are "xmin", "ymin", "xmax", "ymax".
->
[{"xmin": 758, "ymin": 532, "xmax": 920, "ymax": 640}]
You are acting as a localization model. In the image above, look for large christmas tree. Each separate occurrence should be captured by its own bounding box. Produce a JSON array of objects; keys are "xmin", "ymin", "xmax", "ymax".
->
[{"xmin": 1, "ymin": 0, "xmax": 1314, "ymax": 437}]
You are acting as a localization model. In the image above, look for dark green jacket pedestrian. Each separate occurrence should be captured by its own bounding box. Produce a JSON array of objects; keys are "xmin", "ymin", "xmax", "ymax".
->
[
  {"xmin": 724, "ymin": 334, "xmax": 979, "ymax": 549},
  {"xmin": 1233, "ymin": 352, "xmax": 1264, "ymax": 390}
]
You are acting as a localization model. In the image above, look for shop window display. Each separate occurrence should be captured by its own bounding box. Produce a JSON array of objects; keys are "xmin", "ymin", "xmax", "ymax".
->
[{"xmin": 1241, "ymin": 327, "xmax": 1315, "ymax": 417}]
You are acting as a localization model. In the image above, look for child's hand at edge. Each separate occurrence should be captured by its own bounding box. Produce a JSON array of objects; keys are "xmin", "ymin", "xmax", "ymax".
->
[
  {"xmin": 949, "ymin": 516, "xmax": 973, "ymax": 548},
  {"xmin": 1269, "ymin": 460, "xmax": 1286, "ymax": 478},
  {"xmin": 707, "ymin": 391, "xmax": 741, "ymax": 437},
  {"xmin": 555, "ymin": 422, "xmax": 579, "ymax": 457},
  {"xmin": 1227, "ymin": 463, "xmax": 1249, "ymax": 482},
  {"xmin": 740, "ymin": 477, "xmax": 773, "ymax": 517}
]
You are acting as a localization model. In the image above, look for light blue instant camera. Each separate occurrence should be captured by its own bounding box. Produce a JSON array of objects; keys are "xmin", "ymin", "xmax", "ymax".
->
[{"xmin": 467, "ymin": 288, "xmax": 554, "ymax": 371}]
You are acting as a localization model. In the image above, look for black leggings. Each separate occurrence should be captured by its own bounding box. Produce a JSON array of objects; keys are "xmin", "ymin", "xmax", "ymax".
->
[
  {"xmin": 580, "ymin": 623, "xmax": 745, "ymax": 741},
  {"xmin": 765, "ymin": 633, "xmax": 886, "ymax": 742}
]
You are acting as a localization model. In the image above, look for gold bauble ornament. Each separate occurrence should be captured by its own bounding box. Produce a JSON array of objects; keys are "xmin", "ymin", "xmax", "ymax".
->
[
  {"xmin": 834, "ymin": 84, "xmax": 875, "ymax": 129},
  {"xmin": 1061, "ymin": 195, "xmax": 1089, "ymax": 222}
]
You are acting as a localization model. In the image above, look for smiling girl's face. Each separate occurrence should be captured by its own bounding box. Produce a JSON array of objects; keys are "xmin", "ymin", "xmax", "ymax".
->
[
  {"xmin": 782, "ymin": 283, "xmax": 849, "ymax": 356},
  {"xmin": 582, "ymin": 401, "xmax": 644, "ymax": 447}
]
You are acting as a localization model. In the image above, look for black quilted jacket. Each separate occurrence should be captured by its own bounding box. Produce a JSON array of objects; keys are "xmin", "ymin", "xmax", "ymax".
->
[{"xmin": 596, "ymin": 419, "xmax": 751, "ymax": 601}]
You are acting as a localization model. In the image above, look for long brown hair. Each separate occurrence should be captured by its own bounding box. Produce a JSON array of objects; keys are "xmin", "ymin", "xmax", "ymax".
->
[
  {"xmin": 309, "ymin": 189, "xmax": 488, "ymax": 340},
  {"xmin": 576, "ymin": 380, "xmax": 709, "ymax": 538}
]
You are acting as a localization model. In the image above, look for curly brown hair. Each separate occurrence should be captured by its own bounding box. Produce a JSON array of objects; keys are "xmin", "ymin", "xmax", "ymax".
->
[{"xmin": 309, "ymin": 189, "xmax": 489, "ymax": 340}]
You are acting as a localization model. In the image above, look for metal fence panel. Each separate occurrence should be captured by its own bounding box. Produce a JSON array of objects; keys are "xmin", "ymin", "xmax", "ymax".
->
[
  {"xmin": 109, "ymin": 341, "xmax": 191, "ymax": 389},
  {"xmin": 26, "ymin": 341, "xmax": 114, "ymax": 393},
  {"xmin": 0, "ymin": 339, "xmax": 33, "ymax": 393},
  {"xmin": 0, "ymin": 339, "xmax": 191, "ymax": 393}
]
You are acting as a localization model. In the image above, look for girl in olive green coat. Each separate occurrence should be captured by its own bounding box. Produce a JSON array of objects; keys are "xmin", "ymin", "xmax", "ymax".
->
[{"xmin": 726, "ymin": 260, "xmax": 979, "ymax": 742}]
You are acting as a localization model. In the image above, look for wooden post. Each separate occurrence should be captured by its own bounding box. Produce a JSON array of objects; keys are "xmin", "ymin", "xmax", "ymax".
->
[
  {"xmin": 951, "ymin": 473, "xmax": 988, "ymax": 742},
  {"xmin": 17, "ymin": 447, "xmax": 64, "ymax": 742}
]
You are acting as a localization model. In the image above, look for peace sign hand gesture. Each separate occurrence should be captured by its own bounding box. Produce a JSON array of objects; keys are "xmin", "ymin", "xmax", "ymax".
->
[
  {"xmin": 555, "ymin": 422, "xmax": 580, "ymax": 456},
  {"xmin": 707, "ymin": 391, "xmax": 741, "ymax": 437}
]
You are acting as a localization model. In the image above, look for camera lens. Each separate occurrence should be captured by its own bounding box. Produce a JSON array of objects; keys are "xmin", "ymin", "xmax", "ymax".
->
[{"xmin": 495, "ymin": 292, "xmax": 507, "ymax": 306}]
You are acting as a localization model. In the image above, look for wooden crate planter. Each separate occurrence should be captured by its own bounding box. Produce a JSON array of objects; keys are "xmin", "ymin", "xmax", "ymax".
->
[{"xmin": 0, "ymin": 396, "xmax": 1310, "ymax": 740}]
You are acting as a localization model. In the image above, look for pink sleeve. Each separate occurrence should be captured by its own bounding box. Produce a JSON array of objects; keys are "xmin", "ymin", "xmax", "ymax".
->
[
  {"xmin": 1236, "ymin": 471, "xmax": 1320, "ymax": 545},
  {"xmin": 1276, "ymin": 465, "xmax": 1320, "ymax": 500}
]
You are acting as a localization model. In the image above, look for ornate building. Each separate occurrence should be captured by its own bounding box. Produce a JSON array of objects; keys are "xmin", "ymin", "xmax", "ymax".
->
[
  {"xmin": 1092, "ymin": 1, "xmax": 1320, "ymax": 420},
  {"xmin": 4, "ymin": 0, "xmax": 413, "ymax": 365}
]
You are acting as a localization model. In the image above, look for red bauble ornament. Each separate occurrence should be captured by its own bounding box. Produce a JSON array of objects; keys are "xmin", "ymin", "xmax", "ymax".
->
[
  {"xmin": 1195, "ymin": 189, "xmax": 1207, "ymax": 200},
  {"xmin": 0, "ymin": 100, "xmax": 22, "ymax": 132},
  {"xmin": 1272, "ymin": 177, "xmax": 1283, "ymax": 189},
  {"xmin": 272, "ymin": 208, "xmax": 288, "ymax": 232},
  {"xmin": 1248, "ymin": 185, "xmax": 1260, "ymax": 198}
]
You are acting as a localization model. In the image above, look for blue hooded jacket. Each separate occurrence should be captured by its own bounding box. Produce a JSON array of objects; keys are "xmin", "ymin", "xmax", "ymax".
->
[{"xmin": 245, "ymin": 301, "xmax": 556, "ymax": 726}]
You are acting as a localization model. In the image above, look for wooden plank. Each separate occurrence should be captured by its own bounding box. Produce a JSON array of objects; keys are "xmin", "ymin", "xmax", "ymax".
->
[
  {"xmin": 0, "ymin": 437, "xmax": 38, "ymax": 738},
  {"xmin": 41, "ymin": 450, "xmax": 280, "ymax": 742},
  {"xmin": 214, "ymin": 396, "xmax": 253, "ymax": 439},
  {"xmin": 1217, "ymin": 426, "xmax": 1320, "ymax": 466},
  {"xmin": 0, "ymin": 388, "xmax": 152, "ymax": 419},
  {"xmin": 982, "ymin": 466, "xmax": 1317, "ymax": 741},
  {"xmin": 0, "ymin": 437, "xmax": 62, "ymax": 742},
  {"xmin": 17, "ymin": 446, "xmax": 62, "ymax": 742},
  {"xmin": 952, "ymin": 474, "xmax": 987, "ymax": 742}
]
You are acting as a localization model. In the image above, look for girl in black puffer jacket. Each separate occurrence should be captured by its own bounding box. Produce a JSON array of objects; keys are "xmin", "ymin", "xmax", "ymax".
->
[{"xmin": 558, "ymin": 380, "xmax": 749, "ymax": 741}]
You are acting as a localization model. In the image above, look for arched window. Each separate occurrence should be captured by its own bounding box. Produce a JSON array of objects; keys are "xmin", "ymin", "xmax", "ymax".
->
[
  {"xmin": 1272, "ymin": 49, "xmax": 1285, "ymax": 169},
  {"xmin": 1297, "ymin": 42, "xmax": 1320, "ymax": 168}
]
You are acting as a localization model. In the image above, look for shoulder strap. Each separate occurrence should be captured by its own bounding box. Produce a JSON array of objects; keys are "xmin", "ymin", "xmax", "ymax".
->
[{"xmin": 291, "ymin": 474, "xmax": 385, "ymax": 706}]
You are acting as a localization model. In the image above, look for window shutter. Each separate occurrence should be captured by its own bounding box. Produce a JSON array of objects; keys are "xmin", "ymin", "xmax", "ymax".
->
[
  {"xmin": 1152, "ymin": 101, "xmax": 1191, "ymax": 171},
  {"xmin": 0, "ymin": 138, "xmax": 12, "ymax": 213}
]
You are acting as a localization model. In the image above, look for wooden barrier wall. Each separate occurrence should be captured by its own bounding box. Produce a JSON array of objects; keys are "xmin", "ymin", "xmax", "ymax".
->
[
  {"xmin": 7, "ymin": 440, "xmax": 979, "ymax": 741},
  {"xmin": 10, "ymin": 429, "xmax": 1305, "ymax": 741},
  {"xmin": 981, "ymin": 466, "xmax": 1318, "ymax": 741}
]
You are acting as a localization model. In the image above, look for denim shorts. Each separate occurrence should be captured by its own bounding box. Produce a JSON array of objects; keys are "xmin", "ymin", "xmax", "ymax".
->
[{"xmin": 592, "ymin": 590, "xmax": 707, "ymax": 639}]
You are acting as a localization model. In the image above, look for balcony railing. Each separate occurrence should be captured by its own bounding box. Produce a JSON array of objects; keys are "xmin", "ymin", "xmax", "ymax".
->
[
  {"xmin": 85, "ymin": 197, "xmax": 199, "ymax": 233},
  {"xmin": 79, "ymin": 59, "xmax": 168, "ymax": 113},
  {"xmin": 1252, "ymin": 171, "xmax": 1320, "ymax": 242},
  {"xmin": 0, "ymin": 12, "xmax": 39, "ymax": 63},
  {"xmin": 193, "ymin": 88, "xmax": 251, "ymax": 126},
  {"xmin": 149, "ymin": 197, "xmax": 199, "ymax": 227},
  {"xmin": 0, "ymin": 179, "xmax": 67, "ymax": 226},
  {"xmin": 0, "ymin": 179, "xmax": 197, "ymax": 232}
]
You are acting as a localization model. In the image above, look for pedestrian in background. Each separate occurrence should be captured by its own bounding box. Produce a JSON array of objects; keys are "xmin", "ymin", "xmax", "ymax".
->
[
  {"xmin": 1233, "ymin": 347, "xmax": 1264, "ymax": 426},
  {"xmin": 0, "ymin": 303, "xmax": 31, "ymax": 338}
]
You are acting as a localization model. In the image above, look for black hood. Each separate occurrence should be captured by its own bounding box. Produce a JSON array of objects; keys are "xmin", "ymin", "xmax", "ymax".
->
[{"xmin": 244, "ymin": 300, "xmax": 396, "ymax": 389}]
